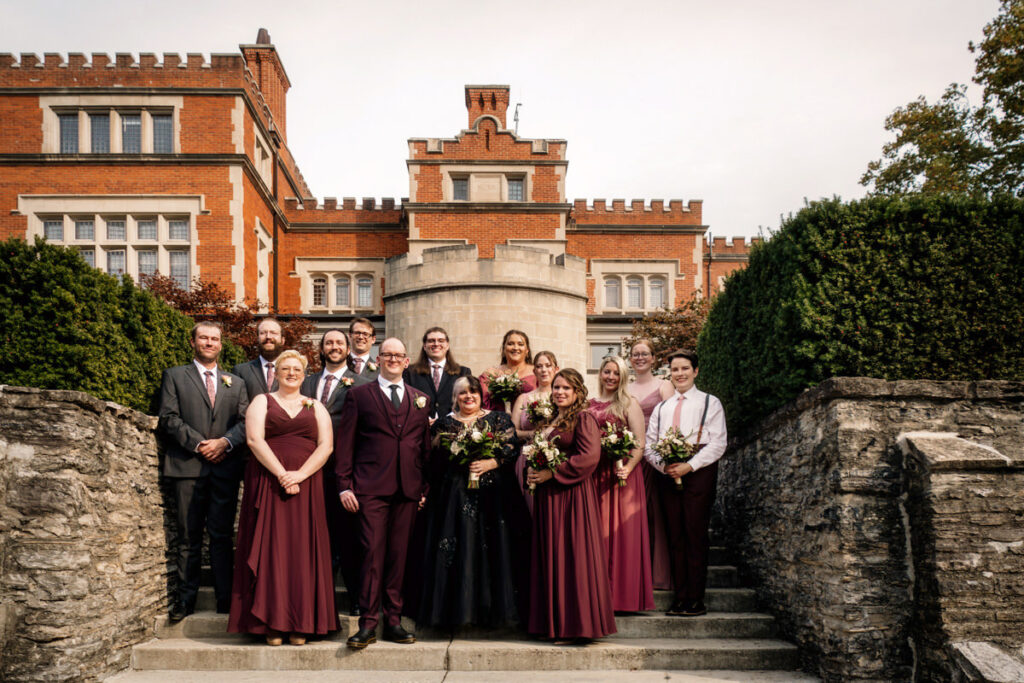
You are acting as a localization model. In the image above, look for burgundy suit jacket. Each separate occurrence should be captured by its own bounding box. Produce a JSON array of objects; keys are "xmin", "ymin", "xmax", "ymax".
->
[{"xmin": 334, "ymin": 380, "xmax": 432, "ymax": 501}]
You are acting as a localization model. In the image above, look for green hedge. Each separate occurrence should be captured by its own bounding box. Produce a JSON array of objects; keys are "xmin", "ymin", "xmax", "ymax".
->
[
  {"xmin": 697, "ymin": 194, "xmax": 1024, "ymax": 433},
  {"xmin": 0, "ymin": 238, "xmax": 243, "ymax": 413}
]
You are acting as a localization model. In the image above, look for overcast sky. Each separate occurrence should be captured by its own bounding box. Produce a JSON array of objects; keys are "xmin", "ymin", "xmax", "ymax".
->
[{"xmin": 2, "ymin": 0, "xmax": 1001, "ymax": 238}]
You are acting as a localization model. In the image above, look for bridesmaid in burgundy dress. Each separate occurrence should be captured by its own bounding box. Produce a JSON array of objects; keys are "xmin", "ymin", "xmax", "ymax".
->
[
  {"xmin": 479, "ymin": 329, "xmax": 537, "ymax": 412},
  {"xmin": 627, "ymin": 339, "xmax": 675, "ymax": 591},
  {"xmin": 526, "ymin": 369, "xmax": 616, "ymax": 642},
  {"xmin": 589, "ymin": 356, "xmax": 655, "ymax": 612},
  {"xmin": 229, "ymin": 350, "xmax": 339, "ymax": 645},
  {"xmin": 510, "ymin": 350, "xmax": 559, "ymax": 514}
]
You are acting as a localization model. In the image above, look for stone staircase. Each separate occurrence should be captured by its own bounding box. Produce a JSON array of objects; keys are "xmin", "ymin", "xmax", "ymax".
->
[{"xmin": 110, "ymin": 548, "xmax": 816, "ymax": 681}]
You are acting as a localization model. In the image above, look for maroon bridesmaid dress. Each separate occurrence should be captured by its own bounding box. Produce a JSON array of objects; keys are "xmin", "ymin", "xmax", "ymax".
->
[
  {"xmin": 480, "ymin": 372, "xmax": 537, "ymax": 412},
  {"xmin": 528, "ymin": 411, "xmax": 617, "ymax": 639},
  {"xmin": 228, "ymin": 395, "xmax": 339, "ymax": 635},
  {"xmin": 639, "ymin": 388, "xmax": 673, "ymax": 591},
  {"xmin": 588, "ymin": 399, "xmax": 655, "ymax": 612}
]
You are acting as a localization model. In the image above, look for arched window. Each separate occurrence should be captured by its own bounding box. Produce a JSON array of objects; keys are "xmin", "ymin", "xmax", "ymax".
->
[
  {"xmin": 604, "ymin": 278, "xmax": 621, "ymax": 309},
  {"xmin": 626, "ymin": 277, "xmax": 643, "ymax": 308},
  {"xmin": 312, "ymin": 277, "xmax": 327, "ymax": 307},
  {"xmin": 356, "ymin": 276, "xmax": 373, "ymax": 308},
  {"xmin": 649, "ymin": 278, "xmax": 665, "ymax": 309},
  {"xmin": 335, "ymin": 276, "xmax": 350, "ymax": 307}
]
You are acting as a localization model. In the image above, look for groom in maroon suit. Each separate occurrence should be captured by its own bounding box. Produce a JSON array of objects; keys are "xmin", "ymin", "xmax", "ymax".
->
[{"xmin": 335, "ymin": 337, "xmax": 431, "ymax": 648}]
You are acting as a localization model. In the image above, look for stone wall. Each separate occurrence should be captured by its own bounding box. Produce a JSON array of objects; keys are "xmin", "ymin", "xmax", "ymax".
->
[
  {"xmin": 0, "ymin": 386, "xmax": 166, "ymax": 682},
  {"xmin": 716, "ymin": 378, "xmax": 1024, "ymax": 682}
]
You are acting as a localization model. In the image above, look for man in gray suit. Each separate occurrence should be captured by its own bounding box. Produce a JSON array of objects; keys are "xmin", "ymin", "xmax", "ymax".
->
[
  {"xmin": 233, "ymin": 317, "xmax": 284, "ymax": 400},
  {"xmin": 158, "ymin": 321, "xmax": 249, "ymax": 622},
  {"xmin": 348, "ymin": 317, "xmax": 379, "ymax": 381},
  {"xmin": 301, "ymin": 328, "xmax": 368, "ymax": 612}
]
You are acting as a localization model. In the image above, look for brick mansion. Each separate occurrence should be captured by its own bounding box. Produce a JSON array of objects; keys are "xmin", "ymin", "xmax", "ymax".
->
[{"xmin": 0, "ymin": 30, "xmax": 754, "ymax": 381}]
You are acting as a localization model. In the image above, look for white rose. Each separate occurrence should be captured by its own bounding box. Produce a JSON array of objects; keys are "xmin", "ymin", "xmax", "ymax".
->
[
  {"xmin": 607, "ymin": 433, "xmax": 619, "ymax": 444},
  {"xmin": 522, "ymin": 444, "xmax": 535, "ymax": 456}
]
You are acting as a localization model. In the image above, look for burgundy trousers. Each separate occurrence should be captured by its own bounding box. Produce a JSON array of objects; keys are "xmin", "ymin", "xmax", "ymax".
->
[
  {"xmin": 656, "ymin": 462, "xmax": 719, "ymax": 604},
  {"xmin": 356, "ymin": 494, "xmax": 417, "ymax": 631}
]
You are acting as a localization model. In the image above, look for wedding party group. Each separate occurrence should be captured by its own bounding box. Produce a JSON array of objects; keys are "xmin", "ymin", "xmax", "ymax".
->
[{"xmin": 156, "ymin": 316, "xmax": 727, "ymax": 649}]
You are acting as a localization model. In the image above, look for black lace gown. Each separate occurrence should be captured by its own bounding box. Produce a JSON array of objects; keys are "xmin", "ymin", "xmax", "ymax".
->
[{"xmin": 406, "ymin": 411, "xmax": 531, "ymax": 628}]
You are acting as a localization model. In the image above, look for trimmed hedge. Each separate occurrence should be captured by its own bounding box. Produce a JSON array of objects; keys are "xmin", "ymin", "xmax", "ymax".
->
[
  {"xmin": 697, "ymin": 194, "xmax": 1024, "ymax": 433},
  {"xmin": 0, "ymin": 238, "xmax": 244, "ymax": 413}
]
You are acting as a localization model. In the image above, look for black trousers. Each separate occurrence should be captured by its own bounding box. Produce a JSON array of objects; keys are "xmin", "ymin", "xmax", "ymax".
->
[
  {"xmin": 656, "ymin": 462, "xmax": 719, "ymax": 604},
  {"xmin": 171, "ymin": 473, "xmax": 240, "ymax": 610}
]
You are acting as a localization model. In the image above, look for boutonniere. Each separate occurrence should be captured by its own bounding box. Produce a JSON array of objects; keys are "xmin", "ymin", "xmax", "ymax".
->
[
  {"xmin": 341, "ymin": 376, "xmax": 354, "ymax": 387},
  {"xmin": 367, "ymin": 361, "xmax": 378, "ymax": 372},
  {"xmin": 415, "ymin": 396, "xmax": 428, "ymax": 409},
  {"xmin": 220, "ymin": 375, "xmax": 232, "ymax": 388},
  {"xmin": 301, "ymin": 398, "xmax": 315, "ymax": 411}
]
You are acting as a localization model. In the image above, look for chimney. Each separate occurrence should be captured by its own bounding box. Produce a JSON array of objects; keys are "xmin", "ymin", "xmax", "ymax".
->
[
  {"xmin": 241, "ymin": 28, "xmax": 291, "ymax": 142},
  {"xmin": 465, "ymin": 85, "xmax": 510, "ymax": 129}
]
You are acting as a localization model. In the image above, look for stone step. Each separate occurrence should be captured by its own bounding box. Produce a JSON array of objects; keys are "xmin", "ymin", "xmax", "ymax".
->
[
  {"xmin": 110, "ymin": 668, "xmax": 820, "ymax": 682},
  {"xmin": 131, "ymin": 636, "xmax": 800, "ymax": 672},
  {"xmin": 156, "ymin": 611, "xmax": 776, "ymax": 641},
  {"xmin": 195, "ymin": 586, "xmax": 757, "ymax": 613}
]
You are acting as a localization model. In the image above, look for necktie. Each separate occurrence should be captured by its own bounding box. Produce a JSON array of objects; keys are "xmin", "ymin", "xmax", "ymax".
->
[
  {"xmin": 672, "ymin": 394, "xmax": 685, "ymax": 429},
  {"xmin": 353, "ymin": 357, "xmax": 363, "ymax": 375},
  {"xmin": 265, "ymin": 362, "xmax": 275, "ymax": 388},
  {"xmin": 389, "ymin": 384, "xmax": 401, "ymax": 410},
  {"xmin": 204, "ymin": 370, "xmax": 216, "ymax": 407},
  {"xmin": 432, "ymin": 364, "xmax": 442, "ymax": 390},
  {"xmin": 320, "ymin": 374, "xmax": 334, "ymax": 403}
]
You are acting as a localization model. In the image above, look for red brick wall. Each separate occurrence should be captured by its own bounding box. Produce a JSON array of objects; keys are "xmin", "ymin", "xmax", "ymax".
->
[
  {"xmin": 415, "ymin": 212, "xmax": 562, "ymax": 258},
  {"xmin": 0, "ymin": 96, "xmax": 42, "ymax": 153}
]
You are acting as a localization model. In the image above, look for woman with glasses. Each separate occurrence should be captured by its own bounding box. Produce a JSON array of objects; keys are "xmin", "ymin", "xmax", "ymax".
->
[
  {"xmin": 479, "ymin": 329, "xmax": 536, "ymax": 412},
  {"xmin": 627, "ymin": 339, "xmax": 675, "ymax": 591},
  {"xmin": 589, "ymin": 355, "xmax": 654, "ymax": 612}
]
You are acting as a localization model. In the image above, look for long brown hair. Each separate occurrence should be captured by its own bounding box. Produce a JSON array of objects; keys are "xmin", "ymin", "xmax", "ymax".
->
[
  {"xmin": 499, "ymin": 329, "xmax": 533, "ymax": 365},
  {"xmin": 551, "ymin": 368, "xmax": 589, "ymax": 433},
  {"xmin": 410, "ymin": 326, "xmax": 463, "ymax": 375}
]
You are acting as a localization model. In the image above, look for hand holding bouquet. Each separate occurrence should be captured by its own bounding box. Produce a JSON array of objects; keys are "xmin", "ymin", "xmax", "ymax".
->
[
  {"xmin": 600, "ymin": 423, "xmax": 637, "ymax": 488},
  {"xmin": 487, "ymin": 372, "xmax": 523, "ymax": 406},
  {"xmin": 652, "ymin": 427, "xmax": 698, "ymax": 490},
  {"xmin": 440, "ymin": 421, "xmax": 510, "ymax": 489},
  {"xmin": 521, "ymin": 432, "xmax": 565, "ymax": 494}
]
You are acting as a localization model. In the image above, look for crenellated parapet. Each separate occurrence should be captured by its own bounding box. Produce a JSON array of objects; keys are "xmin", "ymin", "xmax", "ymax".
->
[
  {"xmin": 0, "ymin": 52, "xmax": 249, "ymax": 88},
  {"xmin": 570, "ymin": 198, "xmax": 704, "ymax": 226},
  {"xmin": 281, "ymin": 196, "xmax": 404, "ymax": 228},
  {"xmin": 706, "ymin": 235, "xmax": 761, "ymax": 255}
]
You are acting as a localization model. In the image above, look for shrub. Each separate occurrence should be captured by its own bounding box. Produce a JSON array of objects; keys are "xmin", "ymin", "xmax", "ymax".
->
[
  {"xmin": 622, "ymin": 293, "xmax": 710, "ymax": 369},
  {"xmin": 1, "ymin": 237, "xmax": 217, "ymax": 412},
  {"xmin": 697, "ymin": 194, "xmax": 1024, "ymax": 433}
]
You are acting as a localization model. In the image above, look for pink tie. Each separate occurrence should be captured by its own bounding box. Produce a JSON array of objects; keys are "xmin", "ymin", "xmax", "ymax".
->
[
  {"xmin": 320, "ymin": 375, "xmax": 334, "ymax": 403},
  {"xmin": 266, "ymin": 363, "xmax": 275, "ymax": 388},
  {"xmin": 672, "ymin": 395, "xmax": 684, "ymax": 429},
  {"xmin": 432, "ymin": 364, "xmax": 442, "ymax": 390},
  {"xmin": 204, "ymin": 370, "xmax": 216, "ymax": 407},
  {"xmin": 353, "ymin": 357, "xmax": 363, "ymax": 375}
]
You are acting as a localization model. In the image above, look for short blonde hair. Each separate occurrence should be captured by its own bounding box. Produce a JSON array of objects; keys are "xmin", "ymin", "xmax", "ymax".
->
[{"xmin": 274, "ymin": 349, "xmax": 307, "ymax": 373}]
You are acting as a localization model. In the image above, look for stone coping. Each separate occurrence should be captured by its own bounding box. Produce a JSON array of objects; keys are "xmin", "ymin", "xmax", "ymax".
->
[{"xmin": 0, "ymin": 384, "xmax": 157, "ymax": 429}]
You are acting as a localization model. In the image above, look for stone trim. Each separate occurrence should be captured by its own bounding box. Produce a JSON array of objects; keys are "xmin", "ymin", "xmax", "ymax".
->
[
  {"xmin": 570, "ymin": 223, "xmax": 708, "ymax": 234},
  {"xmin": 383, "ymin": 280, "xmax": 590, "ymax": 303}
]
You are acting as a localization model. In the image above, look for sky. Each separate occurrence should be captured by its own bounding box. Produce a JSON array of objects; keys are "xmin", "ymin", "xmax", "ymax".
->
[{"xmin": 2, "ymin": 0, "xmax": 1002, "ymax": 238}]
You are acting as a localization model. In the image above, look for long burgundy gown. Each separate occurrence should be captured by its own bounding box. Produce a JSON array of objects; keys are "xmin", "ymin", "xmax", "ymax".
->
[
  {"xmin": 228, "ymin": 396, "xmax": 339, "ymax": 635},
  {"xmin": 528, "ymin": 411, "xmax": 617, "ymax": 639},
  {"xmin": 639, "ymin": 389, "xmax": 673, "ymax": 590},
  {"xmin": 588, "ymin": 399, "xmax": 655, "ymax": 612},
  {"xmin": 480, "ymin": 372, "xmax": 537, "ymax": 413}
]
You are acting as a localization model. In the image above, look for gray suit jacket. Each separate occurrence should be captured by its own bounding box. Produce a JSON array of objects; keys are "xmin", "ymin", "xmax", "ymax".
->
[
  {"xmin": 300, "ymin": 368, "xmax": 369, "ymax": 434},
  {"xmin": 350, "ymin": 355, "xmax": 380, "ymax": 382},
  {"xmin": 233, "ymin": 357, "xmax": 277, "ymax": 401},
  {"xmin": 158, "ymin": 363, "xmax": 249, "ymax": 478}
]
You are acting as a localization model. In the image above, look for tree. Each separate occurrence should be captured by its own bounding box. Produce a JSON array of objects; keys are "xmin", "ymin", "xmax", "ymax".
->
[
  {"xmin": 141, "ymin": 274, "xmax": 317, "ymax": 370},
  {"xmin": 622, "ymin": 293, "xmax": 710, "ymax": 368},
  {"xmin": 862, "ymin": 0, "xmax": 1024, "ymax": 196}
]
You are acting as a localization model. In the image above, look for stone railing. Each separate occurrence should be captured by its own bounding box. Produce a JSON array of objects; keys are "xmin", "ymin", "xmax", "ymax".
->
[
  {"xmin": 716, "ymin": 378, "xmax": 1024, "ymax": 682},
  {"xmin": 0, "ymin": 386, "xmax": 166, "ymax": 682}
]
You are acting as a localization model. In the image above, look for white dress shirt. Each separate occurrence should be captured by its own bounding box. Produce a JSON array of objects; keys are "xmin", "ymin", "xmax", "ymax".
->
[
  {"xmin": 377, "ymin": 375, "xmax": 406, "ymax": 404},
  {"xmin": 316, "ymin": 368, "xmax": 346, "ymax": 402},
  {"xmin": 644, "ymin": 386, "xmax": 727, "ymax": 472}
]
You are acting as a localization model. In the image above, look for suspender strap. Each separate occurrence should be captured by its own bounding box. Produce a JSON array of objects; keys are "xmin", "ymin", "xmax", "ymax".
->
[{"xmin": 695, "ymin": 393, "xmax": 710, "ymax": 444}]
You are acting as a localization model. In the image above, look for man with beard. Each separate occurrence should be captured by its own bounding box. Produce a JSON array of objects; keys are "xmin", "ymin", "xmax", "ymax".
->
[
  {"xmin": 301, "ymin": 329, "xmax": 368, "ymax": 613},
  {"xmin": 348, "ymin": 317, "xmax": 379, "ymax": 380},
  {"xmin": 233, "ymin": 317, "xmax": 284, "ymax": 400}
]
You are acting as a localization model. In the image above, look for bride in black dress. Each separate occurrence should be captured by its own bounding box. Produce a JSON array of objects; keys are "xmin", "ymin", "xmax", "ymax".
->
[{"xmin": 408, "ymin": 375, "xmax": 531, "ymax": 628}]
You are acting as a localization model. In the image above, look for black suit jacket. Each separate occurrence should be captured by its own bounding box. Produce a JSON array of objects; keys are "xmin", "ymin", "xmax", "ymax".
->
[
  {"xmin": 300, "ymin": 368, "xmax": 369, "ymax": 434},
  {"xmin": 403, "ymin": 364, "xmax": 473, "ymax": 419},
  {"xmin": 232, "ymin": 357, "xmax": 277, "ymax": 401},
  {"xmin": 157, "ymin": 364, "xmax": 249, "ymax": 478}
]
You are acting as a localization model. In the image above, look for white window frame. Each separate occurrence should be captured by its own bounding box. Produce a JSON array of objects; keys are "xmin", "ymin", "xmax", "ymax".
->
[{"xmin": 41, "ymin": 95, "xmax": 183, "ymax": 154}]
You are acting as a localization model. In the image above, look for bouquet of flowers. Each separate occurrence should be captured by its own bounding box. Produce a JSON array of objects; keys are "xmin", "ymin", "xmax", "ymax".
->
[
  {"xmin": 486, "ymin": 372, "xmax": 523, "ymax": 406},
  {"xmin": 600, "ymin": 423, "xmax": 637, "ymax": 488},
  {"xmin": 525, "ymin": 396, "xmax": 555, "ymax": 425},
  {"xmin": 439, "ymin": 421, "xmax": 511, "ymax": 489},
  {"xmin": 521, "ymin": 432, "xmax": 565, "ymax": 494},
  {"xmin": 652, "ymin": 427, "xmax": 698, "ymax": 490}
]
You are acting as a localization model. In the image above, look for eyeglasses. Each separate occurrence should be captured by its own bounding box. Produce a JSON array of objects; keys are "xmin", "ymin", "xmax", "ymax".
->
[
  {"xmin": 630, "ymin": 352, "xmax": 652, "ymax": 359},
  {"xmin": 425, "ymin": 338, "xmax": 448, "ymax": 345},
  {"xmin": 378, "ymin": 352, "xmax": 407, "ymax": 361},
  {"xmin": 350, "ymin": 331, "xmax": 374, "ymax": 338}
]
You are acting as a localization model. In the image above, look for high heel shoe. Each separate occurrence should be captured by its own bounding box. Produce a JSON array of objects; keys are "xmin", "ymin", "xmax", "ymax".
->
[
  {"xmin": 265, "ymin": 630, "xmax": 283, "ymax": 646},
  {"xmin": 289, "ymin": 633, "xmax": 306, "ymax": 646}
]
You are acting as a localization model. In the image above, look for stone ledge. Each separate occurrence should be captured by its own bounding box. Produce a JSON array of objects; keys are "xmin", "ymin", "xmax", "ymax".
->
[
  {"xmin": 951, "ymin": 641, "xmax": 1024, "ymax": 683},
  {"xmin": 898, "ymin": 432, "xmax": 1020, "ymax": 471},
  {"xmin": 0, "ymin": 384, "xmax": 157, "ymax": 428}
]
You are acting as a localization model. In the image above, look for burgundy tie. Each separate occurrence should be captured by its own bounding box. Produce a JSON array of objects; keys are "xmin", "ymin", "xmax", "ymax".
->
[
  {"xmin": 204, "ymin": 370, "xmax": 216, "ymax": 407},
  {"xmin": 353, "ymin": 357, "xmax": 363, "ymax": 375},
  {"xmin": 265, "ymin": 362, "xmax": 275, "ymax": 388},
  {"xmin": 432, "ymin": 364, "xmax": 442, "ymax": 390},
  {"xmin": 320, "ymin": 374, "xmax": 334, "ymax": 403}
]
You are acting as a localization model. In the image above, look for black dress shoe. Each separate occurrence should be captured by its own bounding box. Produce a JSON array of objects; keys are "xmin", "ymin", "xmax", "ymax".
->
[
  {"xmin": 216, "ymin": 600, "xmax": 231, "ymax": 615},
  {"xmin": 168, "ymin": 603, "xmax": 189, "ymax": 623},
  {"xmin": 382, "ymin": 624, "xmax": 416, "ymax": 644},
  {"xmin": 665, "ymin": 599, "xmax": 687, "ymax": 616},
  {"xmin": 347, "ymin": 628, "xmax": 376, "ymax": 649},
  {"xmin": 680, "ymin": 601, "xmax": 707, "ymax": 617}
]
